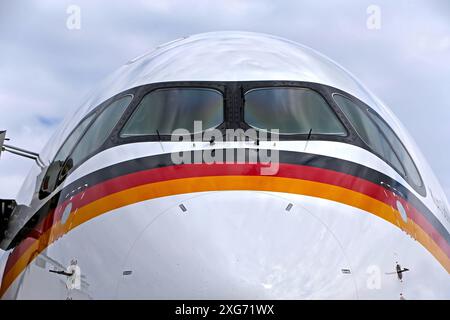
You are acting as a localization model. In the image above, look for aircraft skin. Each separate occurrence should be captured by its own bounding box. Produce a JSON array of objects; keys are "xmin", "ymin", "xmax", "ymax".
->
[{"xmin": 0, "ymin": 31, "xmax": 449, "ymax": 299}]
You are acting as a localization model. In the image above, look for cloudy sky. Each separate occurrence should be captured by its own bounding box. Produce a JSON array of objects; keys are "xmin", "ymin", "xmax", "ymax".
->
[{"xmin": 0, "ymin": 0, "xmax": 449, "ymax": 203}]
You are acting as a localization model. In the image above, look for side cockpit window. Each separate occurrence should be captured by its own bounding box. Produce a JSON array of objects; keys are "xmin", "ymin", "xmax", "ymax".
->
[
  {"xmin": 366, "ymin": 110, "xmax": 423, "ymax": 188},
  {"xmin": 53, "ymin": 114, "xmax": 95, "ymax": 164},
  {"xmin": 40, "ymin": 113, "xmax": 95, "ymax": 198},
  {"xmin": 40, "ymin": 95, "xmax": 132, "ymax": 198},
  {"xmin": 121, "ymin": 88, "xmax": 224, "ymax": 136},
  {"xmin": 244, "ymin": 87, "xmax": 347, "ymax": 136},
  {"xmin": 333, "ymin": 94, "xmax": 423, "ymax": 190},
  {"xmin": 63, "ymin": 95, "xmax": 133, "ymax": 174}
]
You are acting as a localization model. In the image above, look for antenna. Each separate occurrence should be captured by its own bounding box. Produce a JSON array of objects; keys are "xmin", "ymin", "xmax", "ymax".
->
[{"xmin": 0, "ymin": 131, "xmax": 44, "ymax": 167}]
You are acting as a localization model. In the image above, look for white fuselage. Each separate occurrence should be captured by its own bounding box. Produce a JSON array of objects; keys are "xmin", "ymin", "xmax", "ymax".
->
[{"xmin": 1, "ymin": 32, "xmax": 449, "ymax": 299}]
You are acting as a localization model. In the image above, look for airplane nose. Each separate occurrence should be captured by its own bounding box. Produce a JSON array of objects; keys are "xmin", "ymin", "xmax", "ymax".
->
[{"xmin": 116, "ymin": 191, "xmax": 357, "ymax": 299}]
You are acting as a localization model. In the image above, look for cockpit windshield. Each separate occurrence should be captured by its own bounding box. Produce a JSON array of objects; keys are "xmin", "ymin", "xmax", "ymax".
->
[
  {"xmin": 121, "ymin": 88, "xmax": 224, "ymax": 136},
  {"xmin": 44, "ymin": 81, "xmax": 424, "ymax": 197},
  {"xmin": 244, "ymin": 87, "xmax": 347, "ymax": 135}
]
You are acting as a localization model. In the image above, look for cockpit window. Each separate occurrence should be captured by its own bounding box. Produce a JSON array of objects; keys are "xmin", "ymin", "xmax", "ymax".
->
[
  {"xmin": 366, "ymin": 110, "xmax": 423, "ymax": 187},
  {"xmin": 67, "ymin": 95, "xmax": 133, "ymax": 169},
  {"xmin": 333, "ymin": 94, "xmax": 422, "ymax": 188},
  {"xmin": 53, "ymin": 113, "xmax": 95, "ymax": 164},
  {"xmin": 244, "ymin": 87, "xmax": 347, "ymax": 135},
  {"xmin": 40, "ymin": 95, "xmax": 132, "ymax": 198},
  {"xmin": 332, "ymin": 94, "xmax": 404, "ymax": 175},
  {"xmin": 121, "ymin": 88, "xmax": 224, "ymax": 136}
]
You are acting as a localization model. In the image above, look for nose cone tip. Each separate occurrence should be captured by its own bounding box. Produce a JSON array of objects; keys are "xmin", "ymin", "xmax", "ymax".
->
[{"xmin": 118, "ymin": 191, "xmax": 357, "ymax": 299}]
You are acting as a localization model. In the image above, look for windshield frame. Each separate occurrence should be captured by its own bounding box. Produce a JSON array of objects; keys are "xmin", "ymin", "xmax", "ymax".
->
[{"xmin": 118, "ymin": 82, "xmax": 227, "ymax": 143}]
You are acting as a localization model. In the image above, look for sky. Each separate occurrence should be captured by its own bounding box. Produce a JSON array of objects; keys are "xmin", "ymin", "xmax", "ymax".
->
[{"xmin": 0, "ymin": 0, "xmax": 449, "ymax": 200}]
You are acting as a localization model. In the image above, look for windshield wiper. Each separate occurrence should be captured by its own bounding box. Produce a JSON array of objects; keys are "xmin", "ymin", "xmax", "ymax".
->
[
  {"xmin": 307, "ymin": 128, "xmax": 312, "ymax": 141},
  {"xmin": 304, "ymin": 128, "xmax": 313, "ymax": 152}
]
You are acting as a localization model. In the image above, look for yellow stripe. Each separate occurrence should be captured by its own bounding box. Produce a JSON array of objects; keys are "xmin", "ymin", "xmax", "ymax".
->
[{"xmin": 1, "ymin": 176, "xmax": 449, "ymax": 297}]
